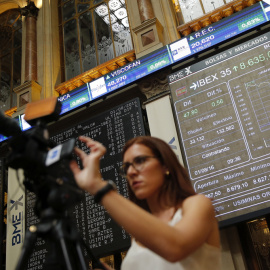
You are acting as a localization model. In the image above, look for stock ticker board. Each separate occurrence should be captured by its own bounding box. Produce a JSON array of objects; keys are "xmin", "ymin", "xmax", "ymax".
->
[
  {"xmin": 25, "ymin": 98, "xmax": 145, "ymax": 269},
  {"xmin": 58, "ymin": 1, "xmax": 270, "ymax": 116},
  {"xmin": 169, "ymin": 31, "xmax": 270, "ymax": 226},
  {"xmin": 2, "ymin": 1, "xmax": 270, "ymax": 144}
]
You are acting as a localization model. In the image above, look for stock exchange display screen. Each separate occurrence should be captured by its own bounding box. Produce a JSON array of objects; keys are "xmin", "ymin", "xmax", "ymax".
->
[
  {"xmin": 58, "ymin": 1, "xmax": 270, "ymax": 116},
  {"xmin": 169, "ymin": 31, "xmax": 270, "ymax": 226},
  {"xmin": 2, "ymin": 1, "xmax": 270, "ymax": 145},
  {"xmin": 25, "ymin": 98, "xmax": 145, "ymax": 268}
]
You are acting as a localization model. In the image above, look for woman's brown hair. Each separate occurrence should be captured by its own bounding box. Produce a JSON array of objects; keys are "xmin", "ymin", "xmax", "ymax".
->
[{"xmin": 122, "ymin": 136, "xmax": 196, "ymax": 210}]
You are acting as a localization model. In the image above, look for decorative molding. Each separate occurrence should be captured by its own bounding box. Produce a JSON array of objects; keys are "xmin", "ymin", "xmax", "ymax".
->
[
  {"xmin": 13, "ymin": 80, "xmax": 42, "ymax": 114},
  {"xmin": 132, "ymin": 17, "xmax": 164, "ymax": 58},
  {"xmin": 4, "ymin": 107, "xmax": 17, "ymax": 117},
  {"xmin": 137, "ymin": 69, "xmax": 171, "ymax": 99},
  {"xmin": 55, "ymin": 50, "xmax": 136, "ymax": 95},
  {"xmin": 20, "ymin": 0, "xmax": 39, "ymax": 19},
  {"xmin": 177, "ymin": 0, "xmax": 261, "ymax": 37}
]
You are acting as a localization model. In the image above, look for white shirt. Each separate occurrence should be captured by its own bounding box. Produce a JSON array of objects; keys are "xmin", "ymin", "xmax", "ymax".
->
[{"xmin": 121, "ymin": 209, "xmax": 221, "ymax": 270}]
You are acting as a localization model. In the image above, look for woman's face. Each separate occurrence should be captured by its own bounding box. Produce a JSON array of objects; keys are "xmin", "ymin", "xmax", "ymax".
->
[{"xmin": 123, "ymin": 143, "xmax": 167, "ymax": 200}]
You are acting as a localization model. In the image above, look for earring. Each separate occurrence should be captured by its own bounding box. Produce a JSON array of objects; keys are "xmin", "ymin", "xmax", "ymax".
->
[{"xmin": 165, "ymin": 170, "xmax": 170, "ymax": 176}]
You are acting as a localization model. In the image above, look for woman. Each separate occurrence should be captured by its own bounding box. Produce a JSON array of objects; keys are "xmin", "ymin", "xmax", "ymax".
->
[{"xmin": 70, "ymin": 136, "xmax": 221, "ymax": 270}]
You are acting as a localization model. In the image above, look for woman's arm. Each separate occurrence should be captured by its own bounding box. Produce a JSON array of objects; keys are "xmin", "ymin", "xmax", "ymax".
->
[
  {"xmin": 99, "ymin": 190, "xmax": 217, "ymax": 262},
  {"xmin": 70, "ymin": 137, "xmax": 219, "ymax": 262}
]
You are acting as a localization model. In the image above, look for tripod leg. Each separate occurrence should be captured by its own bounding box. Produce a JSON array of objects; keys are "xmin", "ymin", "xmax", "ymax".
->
[
  {"xmin": 79, "ymin": 238, "xmax": 106, "ymax": 270},
  {"xmin": 59, "ymin": 237, "xmax": 74, "ymax": 270},
  {"xmin": 16, "ymin": 226, "xmax": 38, "ymax": 270},
  {"xmin": 75, "ymin": 241, "xmax": 88, "ymax": 270}
]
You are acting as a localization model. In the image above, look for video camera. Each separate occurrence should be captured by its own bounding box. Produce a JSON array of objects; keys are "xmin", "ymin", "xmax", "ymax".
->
[{"xmin": 0, "ymin": 97, "xmax": 82, "ymax": 215}]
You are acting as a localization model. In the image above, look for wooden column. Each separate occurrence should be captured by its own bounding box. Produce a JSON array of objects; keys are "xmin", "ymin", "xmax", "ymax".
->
[
  {"xmin": 14, "ymin": 1, "xmax": 41, "ymax": 114},
  {"xmin": 133, "ymin": 0, "xmax": 164, "ymax": 58},
  {"xmin": 20, "ymin": 1, "xmax": 39, "ymax": 82},
  {"xmin": 137, "ymin": 0, "xmax": 155, "ymax": 23}
]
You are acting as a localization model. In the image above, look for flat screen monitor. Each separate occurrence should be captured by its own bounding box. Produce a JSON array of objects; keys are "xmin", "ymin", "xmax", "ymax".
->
[{"xmin": 169, "ymin": 31, "xmax": 270, "ymax": 227}]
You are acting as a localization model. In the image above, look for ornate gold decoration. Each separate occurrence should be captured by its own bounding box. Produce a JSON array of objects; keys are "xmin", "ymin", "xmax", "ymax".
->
[
  {"xmin": 177, "ymin": 0, "xmax": 261, "ymax": 37},
  {"xmin": 4, "ymin": 107, "xmax": 17, "ymax": 117},
  {"xmin": 55, "ymin": 50, "xmax": 136, "ymax": 95}
]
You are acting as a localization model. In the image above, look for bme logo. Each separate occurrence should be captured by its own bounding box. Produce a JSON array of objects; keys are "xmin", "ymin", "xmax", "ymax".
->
[{"xmin": 10, "ymin": 195, "xmax": 24, "ymax": 246}]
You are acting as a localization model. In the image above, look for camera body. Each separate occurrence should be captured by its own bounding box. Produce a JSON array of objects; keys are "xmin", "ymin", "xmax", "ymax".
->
[{"xmin": 1, "ymin": 98, "xmax": 82, "ymax": 215}]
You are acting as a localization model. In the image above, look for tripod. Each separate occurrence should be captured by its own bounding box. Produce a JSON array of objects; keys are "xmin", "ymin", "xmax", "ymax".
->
[{"xmin": 15, "ymin": 207, "xmax": 106, "ymax": 270}]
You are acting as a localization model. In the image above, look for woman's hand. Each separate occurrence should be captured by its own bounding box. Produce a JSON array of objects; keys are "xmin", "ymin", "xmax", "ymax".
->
[{"xmin": 70, "ymin": 136, "xmax": 107, "ymax": 194}]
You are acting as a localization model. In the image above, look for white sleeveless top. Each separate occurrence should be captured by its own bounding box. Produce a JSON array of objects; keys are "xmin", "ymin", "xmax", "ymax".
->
[{"xmin": 121, "ymin": 209, "xmax": 221, "ymax": 270}]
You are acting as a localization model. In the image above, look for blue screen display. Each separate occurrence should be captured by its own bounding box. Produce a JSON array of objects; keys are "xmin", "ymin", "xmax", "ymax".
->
[
  {"xmin": 1, "ymin": 1, "xmax": 270, "ymax": 144},
  {"xmin": 58, "ymin": 1, "xmax": 270, "ymax": 115},
  {"xmin": 0, "ymin": 114, "xmax": 31, "ymax": 143}
]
